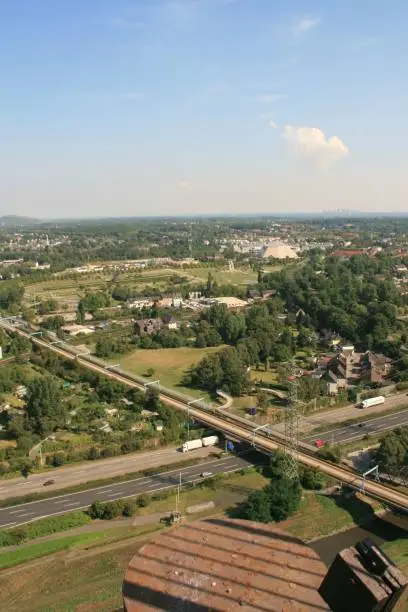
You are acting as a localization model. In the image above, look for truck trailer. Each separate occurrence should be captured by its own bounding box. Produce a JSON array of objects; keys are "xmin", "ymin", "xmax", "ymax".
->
[
  {"xmin": 181, "ymin": 439, "xmax": 203, "ymax": 452},
  {"xmin": 360, "ymin": 396, "xmax": 385, "ymax": 409},
  {"xmin": 202, "ymin": 435, "xmax": 219, "ymax": 447},
  {"xmin": 181, "ymin": 436, "xmax": 220, "ymax": 452}
]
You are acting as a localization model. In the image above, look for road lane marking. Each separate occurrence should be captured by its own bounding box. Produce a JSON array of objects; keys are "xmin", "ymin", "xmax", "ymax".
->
[
  {"xmin": 0, "ymin": 521, "xmax": 17, "ymax": 528},
  {"xmin": 0, "ymin": 457, "xmax": 248, "ymax": 511},
  {"xmin": 63, "ymin": 502, "xmax": 81, "ymax": 507}
]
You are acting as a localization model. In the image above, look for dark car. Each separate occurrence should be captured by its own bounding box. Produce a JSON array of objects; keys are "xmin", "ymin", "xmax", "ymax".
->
[{"xmin": 43, "ymin": 479, "xmax": 55, "ymax": 486}]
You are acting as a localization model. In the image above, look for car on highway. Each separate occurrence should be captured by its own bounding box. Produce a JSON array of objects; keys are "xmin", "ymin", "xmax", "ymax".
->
[
  {"xmin": 314, "ymin": 439, "xmax": 325, "ymax": 448},
  {"xmin": 201, "ymin": 471, "xmax": 213, "ymax": 478},
  {"xmin": 43, "ymin": 479, "xmax": 55, "ymax": 486}
]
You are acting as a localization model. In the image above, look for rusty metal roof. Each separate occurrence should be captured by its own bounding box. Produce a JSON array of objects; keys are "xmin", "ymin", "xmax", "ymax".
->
[{"xmin": 123, "ymin": 518, "xmax": 329, "ymax": 611}]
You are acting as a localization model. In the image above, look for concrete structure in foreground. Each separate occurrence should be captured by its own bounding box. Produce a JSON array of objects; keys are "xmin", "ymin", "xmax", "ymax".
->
[
  {"xmin": 123, "ymin": 518, "xmax": 328, "ymax": 611},
  {"xmin": 319, "ymin": 538, "xmax": 408, "ymax": 612}
]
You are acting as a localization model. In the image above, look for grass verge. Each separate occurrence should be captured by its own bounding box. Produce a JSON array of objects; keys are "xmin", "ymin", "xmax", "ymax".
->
[
  {"xmin": 283, "ymin": 492, "xmax": 383, "ymax": 542},
  {"xmin": 0, "ymin": 512, "xmax": 91, "ymax": 545},
  {"xmin": 0, "ymin": 523, "xmax": 163, "ymax": 571}
]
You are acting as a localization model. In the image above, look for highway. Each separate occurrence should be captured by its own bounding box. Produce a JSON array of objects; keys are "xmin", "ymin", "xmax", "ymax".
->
[
  {"xmin": 0, "ymin": 455, "xmax": 252, "ymax": 529},
  {"xmin": 274, "ymin": 395, "xmax": 408, "ymax": 435},
  {"xmin": 303, "ymin": 408, "xmax": 408, "ymax": 447},
  {"xmin": 0, "ymin": 445, "xmax": 219, "ymax": 501},
  {"xmin": 4, "ymin": 321, "xmax": 408, "ymax": 512}
]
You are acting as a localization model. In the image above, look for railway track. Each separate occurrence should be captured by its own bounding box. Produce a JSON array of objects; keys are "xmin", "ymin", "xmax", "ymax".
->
[{"xmin": 3, "ymin": 321, "xmax": 408, "ymax": 511}]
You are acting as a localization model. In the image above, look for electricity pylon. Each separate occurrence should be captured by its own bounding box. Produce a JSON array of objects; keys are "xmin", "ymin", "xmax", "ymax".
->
[{"xmin": 282, "ymin": 362, "xmax": 300, "ymax": 480}]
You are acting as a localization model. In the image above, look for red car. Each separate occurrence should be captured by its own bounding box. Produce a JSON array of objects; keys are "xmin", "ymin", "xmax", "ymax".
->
[{"xmin": 314, "ymin": 439, "xmax": 325, "ymax": 448}]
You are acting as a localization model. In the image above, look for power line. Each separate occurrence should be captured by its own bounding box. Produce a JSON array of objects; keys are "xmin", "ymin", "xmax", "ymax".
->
[{"xmin": 282, "ymin": 362, "xmax": 300, "ymax": 480}]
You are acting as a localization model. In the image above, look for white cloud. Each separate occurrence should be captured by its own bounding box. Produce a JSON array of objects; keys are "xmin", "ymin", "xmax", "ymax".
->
[
  {"xmin": 292, "ymin": 17, "xmax": 320, "ymax": 38},
  {"xmin": 282, "ymin": 125, "xmax": 349, "ymax": 167},
  {"xmin": 269, "ymin": 120, "xmax": 278, "ymax": 130},
  {"xmin": 120, "ymin": 93, "xmax": 145, "ymax": 101},
  {"xmin": 254, "ymin": 93, "xmax": 286, "ymax": 103}
]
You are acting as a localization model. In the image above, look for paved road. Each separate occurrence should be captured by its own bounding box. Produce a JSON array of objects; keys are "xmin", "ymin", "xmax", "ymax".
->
[
  {"xmin": 0, "ymin": 455, "xmax": 252, "ymax": 529},
  {"xmin": 273, "ymin": 394, "xmax": 408, "ymax": 435},
  {"xmin": 302, "ymin": 407, "xmax": 408, "ymax": 447},
  {"xmin": 0, "ymin": 445, "xmax": 218, "ymax": 501}
]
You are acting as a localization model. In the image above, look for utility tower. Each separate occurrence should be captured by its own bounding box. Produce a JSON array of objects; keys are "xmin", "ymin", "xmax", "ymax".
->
[{"xmin": 282, "ymin": 363, "xmax": 300, "ymax": 480}]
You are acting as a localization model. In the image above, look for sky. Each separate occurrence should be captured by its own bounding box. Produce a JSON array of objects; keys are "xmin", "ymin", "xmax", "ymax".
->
[{"xmin": 1, "ymin": 0, "xmax": 408, "ymax": 218}]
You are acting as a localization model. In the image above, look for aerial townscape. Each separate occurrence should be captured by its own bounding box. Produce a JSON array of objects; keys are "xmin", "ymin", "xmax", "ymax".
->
[{"xmin": 2, "ymin": 1, "xmax": 408, "ymax": 611}]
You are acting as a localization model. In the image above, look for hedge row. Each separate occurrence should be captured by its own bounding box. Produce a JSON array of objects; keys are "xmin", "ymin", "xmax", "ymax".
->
[{"xmin": 0, "ymin": 511, "xmax": 91, "ymax": 547}]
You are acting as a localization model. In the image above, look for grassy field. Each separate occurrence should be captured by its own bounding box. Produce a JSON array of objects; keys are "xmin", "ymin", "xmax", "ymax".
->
[
  {"xmin": 118, "ymin": 345, "xmax": 225, "ymax": 398},
  {"xmin": 24, "ymin": 264, "xmax": 263, "ymax": 308},
  {"xmin": 0, "ymin": 525, "xmax": 163, "ymax": 612},
  {"xmin": 282, "ymin": 492, "xmax": 383, "ymax": 542}
]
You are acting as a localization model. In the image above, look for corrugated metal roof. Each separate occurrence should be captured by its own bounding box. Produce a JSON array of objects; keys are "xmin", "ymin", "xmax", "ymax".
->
[{"xmin": 123, "ymin": 518, "xmax": 329, "ymax": 611}]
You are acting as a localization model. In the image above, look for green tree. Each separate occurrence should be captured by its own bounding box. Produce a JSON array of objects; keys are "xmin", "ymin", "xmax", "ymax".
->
[
  {"xmin": 266, "ymin": 478, "xmax": 302, "ymax": 521},
  {"xmin": 26, "ymin": 377, "xmax": 64, "ymax": 435},
  {"xmin": 242, "ymin": 489, "xmax": 271, "ymax": 523},
  {"xmin": 20, "ymin": 463, "xmax": 32, "ymax": 479},
  {"xmin": 89, "ymin": 501, "xmax": 105, "ymax": 519},
  {"xmin": 256, "ymin": 389, "xmax": 269, "ymax": 413},
  {"xmin": 300, "ymin": 467, "xmax": 326, "ymax": 490}
]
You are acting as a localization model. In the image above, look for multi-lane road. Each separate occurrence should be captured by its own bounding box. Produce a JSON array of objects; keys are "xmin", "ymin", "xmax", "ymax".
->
[
  {"xmin": 303, "ymin": 407, "xmax": 408, "ymax": 447},
  {"xmin": 0, "ymin": 445, "xmax": 218, "ymax": 501},
  {"xmin": 0, "ymin": 455, "xmax": 252, "ymax": 529}
]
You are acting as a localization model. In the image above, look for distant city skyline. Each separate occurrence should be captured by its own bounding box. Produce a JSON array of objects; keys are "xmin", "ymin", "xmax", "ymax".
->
[{"xmin": 1, "ymin": 1, "xmax": 407, "ymax": 217}]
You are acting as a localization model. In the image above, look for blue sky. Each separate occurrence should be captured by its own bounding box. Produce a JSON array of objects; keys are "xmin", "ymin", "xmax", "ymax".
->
[{"xmin": 1, "ymin": 0, "xmax": 407, "ymax": 218}]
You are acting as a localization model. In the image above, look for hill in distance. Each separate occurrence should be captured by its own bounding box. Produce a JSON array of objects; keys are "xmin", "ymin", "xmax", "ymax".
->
[{"xmin": 0, "ymin": 215, "xmax": 42, "ymax": 227}]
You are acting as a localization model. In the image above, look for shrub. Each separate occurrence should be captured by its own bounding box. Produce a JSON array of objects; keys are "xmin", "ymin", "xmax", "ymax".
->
[
  {"xmin": 89, "ymin": 501, "xmax": 105, "ymax": 519},
  {"xmin": 87, "ymin": 446, "xmax": 100, "ymax": 460},
  {"xmin": 102, "ymin": 500, "xmax": 124, "ymax": 520},
  {"xmin": 136, "ymin": 494, "xmax": 150, "ymax": 508},
  {"xmin": 122, "ymin": 501, "xmax": 137, "ymax": 517},
  {"xmin": 300, "ymin": 467, "xmax": 326, "ymax": 490},
  {"xmin": 51, "ymin": 454, "xmax": 65, "ymax": 467},
  {"xmin": 396, "ymin": 382, "xmax": 408, "ymax": 391},
  {"xmin": 318, "ymin": 447, "xmax": 341, "ymax": 464}
]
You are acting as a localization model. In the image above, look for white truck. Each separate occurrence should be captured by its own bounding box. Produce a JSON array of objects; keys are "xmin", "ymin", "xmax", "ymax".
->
[
  {"xmin": 360, "ymin": 396, "xmax": 385, "ymax": 409},
  {"xmin": 181, "ymin": 439, "xmax": 203, "ymax": 453},
  {"xmin": 181, "ymin": 436, "xmax": 219, "ymax": 452},
  {"xmin": 202, "ymin": 435, "xmax": 219, "ymax": 447}
]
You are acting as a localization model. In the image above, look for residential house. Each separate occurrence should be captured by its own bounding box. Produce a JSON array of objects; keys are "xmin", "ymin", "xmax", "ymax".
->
[
  {"xmin": 361, "ymin": 351, "xmax": 392, "ymax": 384},
  {"xmin": 134, "ymin": 318, "xmax": 163, "ymax": 335},
  {"xmin": 247, "ymin": 289, "xmax": 261, "ymax": 301},
  {"xmin": 162, "ymin": 314, "xmax": 180, "ymax": 330},
  {"xmin": 326, "ymin": 345, "xmax": 392, "ymax": 388}
]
